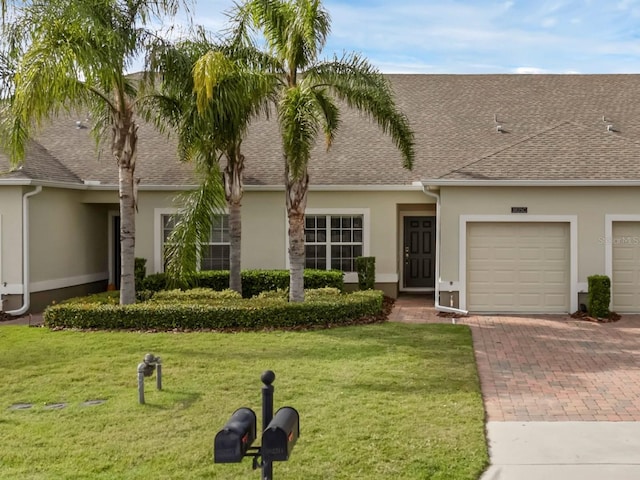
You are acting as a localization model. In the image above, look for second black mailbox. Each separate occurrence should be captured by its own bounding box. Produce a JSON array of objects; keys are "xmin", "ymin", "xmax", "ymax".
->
[
  {"xmin": 214, "ymin": 407, "xmax": 257, "ymax": 463},
  {"xmin": 261, "ymin": 406, "xmax": 299, "ymax": 462}
]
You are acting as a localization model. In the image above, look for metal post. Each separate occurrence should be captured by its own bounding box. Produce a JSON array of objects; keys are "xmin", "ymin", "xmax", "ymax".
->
[
  {"xmin": 156, "ymin": 361, "xmax": 162, "ymax": 390},
  {"xmin": 261, "ymin": 370, "xmax": 275, "ymax": 480},
  {"xmin": 137, "ymin": 363, "xmax": 146, "ymax": 404}
]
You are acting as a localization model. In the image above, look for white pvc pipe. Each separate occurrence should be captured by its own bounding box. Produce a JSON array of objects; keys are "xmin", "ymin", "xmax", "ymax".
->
[
  {"xmin": 421, "ymin": 185, "xmax": 468, "ymax": 315},
  {"xmin": 6, "ymin": 186, "xmax": 42, "ymax": 316}
]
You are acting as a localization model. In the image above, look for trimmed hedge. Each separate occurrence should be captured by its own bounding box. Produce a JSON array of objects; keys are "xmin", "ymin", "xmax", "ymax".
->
[
  {"xmin": 355, "ymin": 256, "xmax": 376, "ymax": 290},
  {"xmin": 588, "ymin": 275, "xmax": 611, "ymax": 318},
  {"xmin": 151, "ymin": 288, "xmax": 242, "ymax": 303},
  {"xmin": 43, "ymin": 290, "xmax": 384, "ymax": 331},
  {"xmin": 141, "ymin": 269, "xmax": 344, "ymax": 298}
]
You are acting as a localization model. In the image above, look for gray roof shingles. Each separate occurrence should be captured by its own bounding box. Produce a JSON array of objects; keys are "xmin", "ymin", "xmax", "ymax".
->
[{"xmin": 3, "ymin": 74, "xmax": 640, "ymax": 187}]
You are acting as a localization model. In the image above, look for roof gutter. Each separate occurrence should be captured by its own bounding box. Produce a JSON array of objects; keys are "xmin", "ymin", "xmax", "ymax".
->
[
  {"xmin": 422, "ymin": 179, "xmax": 640, "ymax": 187},
  {"xmin": 6, "ymin": 185, "xmax": 42, "ymax": 316},
  {"xmin": 421, "ymin": 185, "xmax": 468, "ymax": 316}
]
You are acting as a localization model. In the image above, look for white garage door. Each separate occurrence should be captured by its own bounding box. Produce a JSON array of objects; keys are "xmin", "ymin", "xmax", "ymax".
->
[
  {"xmin": 612, "ymin": 222, "xmax": 640, "ymax": 313},
  {"xmin": 467, "ymin": 222, "xmax": 570, "ymax": 313}
]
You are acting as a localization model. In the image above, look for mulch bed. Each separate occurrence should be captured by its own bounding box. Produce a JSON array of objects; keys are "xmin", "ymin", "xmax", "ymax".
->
[{"xmin": 570, "ymin": 310, "xmax": 621, "ymax": 323}]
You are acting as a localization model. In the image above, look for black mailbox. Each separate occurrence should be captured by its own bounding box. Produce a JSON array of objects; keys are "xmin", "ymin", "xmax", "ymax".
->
[
  {"xmin": 261, "ymin": 406, "xmax": 299, "ymax": 462},
  {"xmin": 214, "ymin": 408, "xmax": 257, "ymax": 463}
]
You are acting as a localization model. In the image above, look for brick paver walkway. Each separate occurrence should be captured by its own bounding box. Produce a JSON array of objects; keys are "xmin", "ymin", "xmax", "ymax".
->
[{"xmin": 390, "ymin": 295, "xmax": 640, "ymax": 422}]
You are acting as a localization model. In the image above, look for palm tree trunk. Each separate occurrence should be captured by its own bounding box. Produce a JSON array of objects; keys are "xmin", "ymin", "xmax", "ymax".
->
[
  {"xmin": 286, "ymin": 164, "xmax": 309, "ymax": 302},
  {"xmin": 113, "ymin": 107, "xmax": 138, "ymax": 305},
  {"xmin": 224, "ymin": 152, "xmax": 244, "ymax": 295}
]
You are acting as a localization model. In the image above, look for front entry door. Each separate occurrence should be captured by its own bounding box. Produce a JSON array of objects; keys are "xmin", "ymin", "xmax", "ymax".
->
[
  {"xmin": 403, "ymin": 216, "xmax": 436, "ymax": 289},
  {"xmin": 112, "ymin": 215, "xmax": 121, "ymax": 289}
]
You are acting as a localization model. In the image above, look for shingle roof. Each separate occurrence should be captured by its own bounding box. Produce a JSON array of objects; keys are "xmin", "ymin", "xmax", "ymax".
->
[
  {"xmin": 441, "ymin": 121, "xmax": 640, "ymax": 180},
  {"xmin": 3, "ymin": 74, "xmax": 640, "ymax": 187}
]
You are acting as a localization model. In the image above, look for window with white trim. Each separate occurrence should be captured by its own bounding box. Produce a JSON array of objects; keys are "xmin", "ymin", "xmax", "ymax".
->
[
  {"xmin": 304, "ymin": 214, "xmax": 364, "ymax": 272},
  {"xmin": 161, "ymin": 214, "xmax": 230, "ymax": 270}
]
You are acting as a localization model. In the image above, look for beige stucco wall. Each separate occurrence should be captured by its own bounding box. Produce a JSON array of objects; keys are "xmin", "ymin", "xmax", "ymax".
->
[
  {"xmin": 133, "ymin": 188, "xmax": 434, "ymax": 284},
  {"xmin": 0, "ymin": 187, "xmax": 25, "ymax": 288},
  {"xmin": 1, "ymin": 186, "xmax": 110, "ymax": 312},
  {"xmin": 438, "ymin": 186, "xmax": 640, "ymax": 286},
  {"xmin": 30, "ymin": 188, "xmax": 109, "ymax": 283}
]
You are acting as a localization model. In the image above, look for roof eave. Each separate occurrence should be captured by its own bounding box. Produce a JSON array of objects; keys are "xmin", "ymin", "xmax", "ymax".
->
[{"xmin": 421, "ymin": 179, "xmax": 640, "ymax": 187}]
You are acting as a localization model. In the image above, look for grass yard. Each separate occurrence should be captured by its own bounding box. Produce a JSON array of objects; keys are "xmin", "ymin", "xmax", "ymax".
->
[{"xmin": 0, "ymin": 323, "xmax": 487, "ymax": 479}]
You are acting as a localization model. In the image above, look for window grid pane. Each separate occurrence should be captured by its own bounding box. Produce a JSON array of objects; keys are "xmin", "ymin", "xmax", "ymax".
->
[
  {"xmin": 304, "ymin": 214, "xmax": 363, "ymax": 273},
  {"xmin": 162, "ymin": 213, "xmax": 230, "ymax": 271}
]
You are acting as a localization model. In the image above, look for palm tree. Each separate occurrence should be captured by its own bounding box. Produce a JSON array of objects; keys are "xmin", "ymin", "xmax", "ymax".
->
[
  {"xmin": 197, "ymin": 0, "xmax": 415, "ymax": 302},
  {"xmin": 2, "ymin": 0, "xmax": 187, "ymax": 305},
  {"xmin": 147, "ymin": 32, "xmax": 276, "ymax": 294}
]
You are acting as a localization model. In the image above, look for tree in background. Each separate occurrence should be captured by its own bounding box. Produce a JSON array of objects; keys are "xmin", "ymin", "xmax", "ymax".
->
[
  {"xmin": 2, "ymin": 0, "xmax": 188, "ymax": 305},
  {"xmin": 196, "ymin": 0, "xmax": 415, "ymax": 301},
  {"xmin": 147, "ymin": 30, "xmax": 276, "ymax": 294}
]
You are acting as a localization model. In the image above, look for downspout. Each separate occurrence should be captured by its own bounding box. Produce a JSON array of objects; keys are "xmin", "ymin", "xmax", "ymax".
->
[
  {"xmin": 6, "ymin": 186, "xmax": 42, "ymax": 316},
  {"xmin": 421, "ymin": 185, "xmax": 468, "ymax": 315}
]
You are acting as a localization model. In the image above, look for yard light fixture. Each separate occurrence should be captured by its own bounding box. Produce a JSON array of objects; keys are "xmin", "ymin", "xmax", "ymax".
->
[{"xmin": 137, "ymin": 353, "xmax": 162, "ymax": 404}]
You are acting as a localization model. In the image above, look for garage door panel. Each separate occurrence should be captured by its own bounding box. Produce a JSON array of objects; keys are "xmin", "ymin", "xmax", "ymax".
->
[
  {"xmin": 495, "ymin": 270, "xmax": 517, "ymax": 283},
  {"xmin": 494, "ymin": 247, "xmax": 517, "ymax": 259},
  {"xmin": 519, "ymin": 270, "xmax": 543, "ymax": 282},
  {"xmin": 467, "ymin": 222, "xmax": 570, "ymax": 313},
  {"xmin": 544, "ymin": 294, "xmax": 568, "ymax": 307},
  {"xmin": 612, "ymin": 222, "xmax": 640, "ymax": 312},
  {"xmin": 544, "ymin": 271, "xmax": 566, "ymax": 283},
  {"xmin": 519, "ymin": 294, "xmax": 542, "ymax": 307},
  {"xmin": 519, "ymin": 248, "xmax": 542, "ymax": 260}
]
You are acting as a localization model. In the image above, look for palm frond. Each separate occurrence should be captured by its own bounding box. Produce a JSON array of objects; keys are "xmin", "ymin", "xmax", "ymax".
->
[
  {"xmin": 305, "ymin": 53, "xmax": 415, "ymax": 169},
  {"xmin": 279, "ymin": 84, "xmax": 321, "ymax": 179},
  {"xmin": 164, "ymin": 161, "xmax": 227, "ymax": 288}
]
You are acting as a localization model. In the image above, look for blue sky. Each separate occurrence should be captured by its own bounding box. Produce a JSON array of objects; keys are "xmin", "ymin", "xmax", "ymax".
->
[{"xmin": 168, "ymin": 0, "xmax": 640, "ymax": 74}]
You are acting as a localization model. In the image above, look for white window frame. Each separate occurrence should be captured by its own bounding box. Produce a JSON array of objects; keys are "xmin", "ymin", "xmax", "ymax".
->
[
  {"xmin": 154, "ymin": 208, "xmax": 230, "ymax": 273},
  {"xmin": 285, "ymin": 208, "xmax": 370, "ymax": 283}
]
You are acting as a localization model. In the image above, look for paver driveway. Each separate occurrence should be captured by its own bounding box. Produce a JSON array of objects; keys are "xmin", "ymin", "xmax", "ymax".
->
[
  {"xmin": 389, "ymin": 296, "xmax": 640, "ymax": 422},
  {"xmin": 468, "ymin": 315, "xmax": 640, "ymax": 421}
]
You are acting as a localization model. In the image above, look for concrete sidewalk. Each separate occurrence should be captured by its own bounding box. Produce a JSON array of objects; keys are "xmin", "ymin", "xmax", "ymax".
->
[{"xmin": 481, "ymin": 422, "xmax": 640, "ymax": 479}]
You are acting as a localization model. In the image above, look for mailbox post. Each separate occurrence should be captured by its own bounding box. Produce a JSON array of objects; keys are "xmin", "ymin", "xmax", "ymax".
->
[
  {"xmin": 213, "ymin": 370, "xmax": 299, "ymax": 480},
  {"xmin": 261, "ymin": 370, "xmax": 275, "ymax": 480}
]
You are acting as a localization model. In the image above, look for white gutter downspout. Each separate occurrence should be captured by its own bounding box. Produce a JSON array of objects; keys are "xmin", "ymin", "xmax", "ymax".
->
[
  {"xmin": 421, "ymin": 185, "xmax": 468, "ymax": 315},
  {"xmin": 6, "ymin": 186, "xmax": 42, "ymax": 316}
]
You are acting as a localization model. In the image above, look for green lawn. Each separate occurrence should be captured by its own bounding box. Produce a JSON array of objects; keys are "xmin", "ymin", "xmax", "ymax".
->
[{"xmin": 0, "ymin": 323, "xmax": 487, "ymax": 479}]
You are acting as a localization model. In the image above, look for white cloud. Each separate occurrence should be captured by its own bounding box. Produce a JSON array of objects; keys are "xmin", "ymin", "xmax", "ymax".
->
[
  {"xmin": 513, "ymin": 67, "xmax": 548, "ymax": 74},
  {"xmin": 183, "ymin": 1, "xmax": 640, "ymax": 74}
]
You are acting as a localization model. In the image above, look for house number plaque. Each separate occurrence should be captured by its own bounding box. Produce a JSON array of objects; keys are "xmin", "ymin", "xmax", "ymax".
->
[{"xmin": 511, "ymin": 207, "xmax": 528, "ymax": 213}]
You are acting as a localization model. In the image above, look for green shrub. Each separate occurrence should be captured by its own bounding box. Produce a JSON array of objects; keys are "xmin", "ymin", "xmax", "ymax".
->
[
  {"xmin": 303, "ymin": 269, "xmax": 344, "ymax": 290},
  {"xmin": 134, "ymin": 258, "xmax": 147, "ymax": 291},
  {"xmin": 588, "ymin": 275, "xmax": 611, "ymax": 318},
  {"xmin": 252, "ymin": 288, "xmax": 289, "ymax": 301},
  {"xmin": 43, "ymin": 290, "xmax": 384, "ymax": 331},
  {"xmin": 189, "ymin": 271, "xmax": 230, "ymax": 290},
  {"xmin": 61, "ymin": 291, "xmax": 120, "ymax": 305},
  {"xmin": 140, "ymin": 273, "xmax": 167, "ymax": 292},
  {"xmin": 152, "ymin": 288, "xmax": 242, "ymax": 303},
  {"xmin": 305, "ymin": 287, "xmax": 342, "ymax": 301},
  {"xmin": 355, "ymin": 257, "xmax": 376, "ymax": 290},
  {"xmin": 138, "ymin": 269, "xmax": 343, "ymax": 297},
  {"xmin": 242, "ymin": 270, "xmax": 289, "ymax": 297}
]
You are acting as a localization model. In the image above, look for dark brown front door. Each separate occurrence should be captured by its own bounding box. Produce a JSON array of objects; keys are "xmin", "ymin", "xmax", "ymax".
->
[
  {"xmin": 113, "ymin": 215, "xmax": 121, "ymax": 289},
  {"xmin": 403, "ymin": 216, "xmax": 436, "ymax": 289}
]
